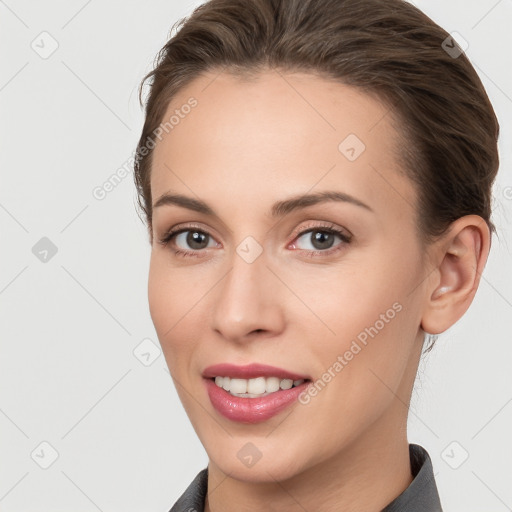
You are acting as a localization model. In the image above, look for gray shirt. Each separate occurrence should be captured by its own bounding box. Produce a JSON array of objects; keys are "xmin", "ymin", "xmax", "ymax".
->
[{"xmin": 169, "ymin": 443, "xmax": 443, "ymax": 511}]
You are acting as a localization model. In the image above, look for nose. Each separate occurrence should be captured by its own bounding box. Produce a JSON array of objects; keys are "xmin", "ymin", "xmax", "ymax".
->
[{"xmin": 210, "ymin": 246, "xmax": 286, "ymax": 343}]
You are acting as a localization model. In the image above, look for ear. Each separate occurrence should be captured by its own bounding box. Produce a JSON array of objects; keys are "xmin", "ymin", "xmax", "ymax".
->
[{"xmin": 421, "ymin": 215, "xmax": 491, "ymax": 335}]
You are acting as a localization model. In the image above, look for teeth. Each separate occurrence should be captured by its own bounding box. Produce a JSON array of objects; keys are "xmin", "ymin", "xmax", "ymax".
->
[
  {"xmin": 213, "ymin": 376, "xmax": 305, "ymax": 397},
  {"xmin": 247, "ymin": 376, "xmax": 266, "ymax": 394},
  {"xmin": 281, "ymin": 379, "xmax": 293, "ymax": 390},
  {"xmin": 229, "ymin": 378, "xmax": 247, "ymax": 394},
  {"xmin": 265, "ymin": 377, "xmax": 280, "ymax": 393}
]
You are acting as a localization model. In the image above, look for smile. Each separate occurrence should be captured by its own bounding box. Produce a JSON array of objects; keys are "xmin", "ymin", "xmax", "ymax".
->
[
  {"xmin": 203, "ymin": 363, "xmax": 312, "ymax": 423},
  {"xmin": 213, "ymin": 376, "xmax": 306, "ymax": 397}
]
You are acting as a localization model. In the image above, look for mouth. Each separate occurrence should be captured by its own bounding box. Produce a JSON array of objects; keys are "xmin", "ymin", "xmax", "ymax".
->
[
  {"xmin": 210, "ymin": 376, "xmax": 307, "ymax": 398},
  {"xmin": 203, "ymin": 362, "xmax": 311, "ymax": 381},
  {"xmin": 202, "ymin": 363, "xmax": 312, "ymax": 423}
]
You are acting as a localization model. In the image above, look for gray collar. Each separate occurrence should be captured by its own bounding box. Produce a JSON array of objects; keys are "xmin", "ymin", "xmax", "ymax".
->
[{"xmin": 169, "ymin": 443, "xmax": 443, "ymax": 511}]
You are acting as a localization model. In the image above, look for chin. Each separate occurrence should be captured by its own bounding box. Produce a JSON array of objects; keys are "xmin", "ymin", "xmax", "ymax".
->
[{"xmin": 203, "ymin": 433, "xmax": 312, "ymax": 483}]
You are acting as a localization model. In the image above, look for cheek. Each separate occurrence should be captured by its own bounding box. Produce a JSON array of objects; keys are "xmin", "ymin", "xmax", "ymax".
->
[
  {"xmin": 148, "ymin": 255, "xmax": 212, "ymax": 373},
  {"xmin": 148, "ymin": 257, "xmax": 189, "ymax": 369},
  {"xmin": 147, "ymin": 258, "xmax": 170, "ymax": 337},
  {"xmin": 293, "ymin": 244, "xmax": 423, "ymax": 387},
  {"xmin": 148, "ymin": 254, "xmax": 195, "ymax": 333},
  {"xmin": 288, "ymin": 256, "xmax": 409, "ymax": 345}
]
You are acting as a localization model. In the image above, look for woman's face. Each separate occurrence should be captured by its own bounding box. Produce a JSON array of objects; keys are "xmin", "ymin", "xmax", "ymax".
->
[{"xmin": 148, "ymin": 70, "xmax": 430, "ymax": 481}]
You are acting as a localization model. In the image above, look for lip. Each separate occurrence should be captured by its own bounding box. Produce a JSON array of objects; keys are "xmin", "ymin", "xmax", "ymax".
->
[
  {"xmin": 202, "ymin": 363, "xmax": 310, "ymax": 381},
  {"xmin": 204, "ymin": 378, "xmax": 310, "ymax": 423}
]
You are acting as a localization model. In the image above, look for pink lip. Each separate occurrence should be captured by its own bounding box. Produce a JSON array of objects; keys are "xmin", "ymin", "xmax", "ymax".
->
[
  {"xmin": 204, "ymin": 378, "xmax": 310, "ymax": 423},
  {"xmin": 202, "ymin": 363, "xmax": 310, "ymax": 381},
  {"xmin": 202, "ymin": 363, "xmax": 311, "ymax": 423}
]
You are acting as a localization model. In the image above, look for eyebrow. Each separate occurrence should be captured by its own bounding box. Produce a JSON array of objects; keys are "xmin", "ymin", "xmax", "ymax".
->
[{"xmin": 153, "ymin": 190, "xmax": 374, "ymax": 218}]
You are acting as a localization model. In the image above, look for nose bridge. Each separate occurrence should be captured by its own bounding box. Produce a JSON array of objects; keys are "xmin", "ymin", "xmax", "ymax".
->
[{"xmin": 211, "ymin": 241, "xmax": 284, "ymax": 341}]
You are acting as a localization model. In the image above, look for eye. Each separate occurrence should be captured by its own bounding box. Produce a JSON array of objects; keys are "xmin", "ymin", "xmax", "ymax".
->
[
  {"xmin": 158, "ymin": 222, "xmax": 352, "ymax": 259},
  {"xmin": 174, "ymin": 230, "xmax": 217, "ymax": 249},
  {"xmin": 290, "ymin": 223, "xmax": 352, "ymax": 256},
  {"xmin": 158, "ymin": 225, "xmax": 219, "ymax": 258}
]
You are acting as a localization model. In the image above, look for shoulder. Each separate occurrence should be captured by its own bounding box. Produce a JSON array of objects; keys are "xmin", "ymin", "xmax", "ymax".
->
[
  {"xmin": 168, "ymin": 467, "xmax": 208, "ymax": 512},
  {"xmin": 382, "ymin": 444, "xmax": 444, "ymax": 512}
]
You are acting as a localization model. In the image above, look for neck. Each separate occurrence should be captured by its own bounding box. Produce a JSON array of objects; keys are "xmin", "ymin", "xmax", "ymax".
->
[{"xmin": 205, "ymin": 408, "xmax": 413, "ymax": 512}]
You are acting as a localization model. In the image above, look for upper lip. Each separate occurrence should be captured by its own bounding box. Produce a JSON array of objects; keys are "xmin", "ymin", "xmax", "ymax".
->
[{"xmin": 203, "ymin": 363, "xmax": 310, "ymax": 381}]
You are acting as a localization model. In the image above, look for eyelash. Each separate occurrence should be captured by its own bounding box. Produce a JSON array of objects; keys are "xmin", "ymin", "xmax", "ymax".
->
[{"xmin": 157, "ymin": 222, "xmax": 352, "ymax": 259}]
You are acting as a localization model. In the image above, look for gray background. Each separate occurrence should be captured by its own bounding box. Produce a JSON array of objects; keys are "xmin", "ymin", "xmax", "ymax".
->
[{"xmin": 1, "ymin": 0, "xmax": 511, "ymax": 510}]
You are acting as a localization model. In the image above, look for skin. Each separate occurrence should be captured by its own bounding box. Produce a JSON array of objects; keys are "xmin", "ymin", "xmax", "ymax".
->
[{"xmin": 147, "ymin": 70, "xmax": 490, "ymax": 512}]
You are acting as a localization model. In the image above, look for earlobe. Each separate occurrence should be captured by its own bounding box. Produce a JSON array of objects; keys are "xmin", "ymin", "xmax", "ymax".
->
[{"xmin": 421, "ymin": 216, "xmax": 490, "ymax": 335}]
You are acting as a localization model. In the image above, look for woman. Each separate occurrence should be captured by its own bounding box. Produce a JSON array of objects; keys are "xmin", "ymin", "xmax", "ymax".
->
[{"xmin": 133, "ymin": 0, "xmax": 499, "ymax": 510}]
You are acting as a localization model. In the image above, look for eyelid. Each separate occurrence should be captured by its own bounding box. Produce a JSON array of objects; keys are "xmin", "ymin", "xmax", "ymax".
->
[
  {"xmin": 289, "ymin": 220, "xmax": 353, "ymax": 241},
  {"xmin": 158, "ymin": 222, "xmax": 221, "ymax": 245}
]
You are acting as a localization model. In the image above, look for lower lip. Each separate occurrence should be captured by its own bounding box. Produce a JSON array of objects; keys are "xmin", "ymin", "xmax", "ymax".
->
[{"xmin": 204, "ymin": 378, "xmax": 310, "ymax": 423}]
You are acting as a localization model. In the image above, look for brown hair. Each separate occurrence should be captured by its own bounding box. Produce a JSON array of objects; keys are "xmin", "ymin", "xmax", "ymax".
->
[{"xmin": 133, "ymin": 0, "xmax": 500, "ymax": 346}]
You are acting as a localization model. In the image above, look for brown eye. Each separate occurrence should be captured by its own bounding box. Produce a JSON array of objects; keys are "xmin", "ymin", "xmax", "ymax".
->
[
  {"xmin": 310, "ymin": 230, "xmax": 336, "ymax": 250},
  {"xmin": 167, "ymin": 229, "xmax": 217, "ymax": 251},
  {"xmin": 179, "ymin": 230, "xmax": 210, "ymax": 250},
  {"xmin": 293, "ymin": 227, "xmax": 351, "ymax": 253}
]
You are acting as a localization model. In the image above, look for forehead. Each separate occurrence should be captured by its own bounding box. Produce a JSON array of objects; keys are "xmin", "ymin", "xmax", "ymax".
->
[{"xmin": 150, "ymin": 70, "xmax": 416, "ymax": 225}]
